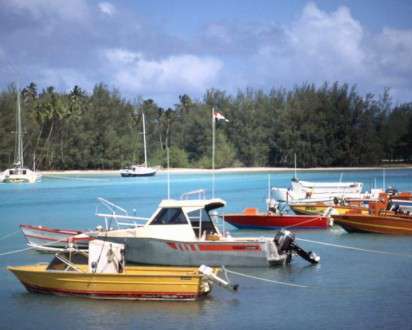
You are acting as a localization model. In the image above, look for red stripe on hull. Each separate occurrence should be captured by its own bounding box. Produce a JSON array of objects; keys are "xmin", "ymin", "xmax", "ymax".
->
[
  {"xmin": 167, "ymin": 241, "xmax": 261, "ymax": 252},
  {"xmin": 20, "ymin": 224, "xmax": 82, "ymax": 235}
]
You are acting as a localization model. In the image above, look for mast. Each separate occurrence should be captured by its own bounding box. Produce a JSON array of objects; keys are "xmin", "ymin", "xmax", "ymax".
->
[
  {"xmin": 15, "ymin": 87, "xmax": 23, "ymax": 168},
  {"xmin": 293, "ymin": 153, "xmax": 297, "ymax": 179},
  {"xmin": 142, "ymin": 111, "xmax": 148, "ymax": 167},
  {"xmin": 212, "ymin": 107, "xmax": 216, "ymax": 198}
]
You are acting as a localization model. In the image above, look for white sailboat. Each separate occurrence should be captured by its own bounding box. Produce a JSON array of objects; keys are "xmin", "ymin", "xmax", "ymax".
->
[
  {"xmin": 0, "ymin": 88, "xmax": 40, "ymax": 183},
  {"xmin": 120, "ymin": 110, "xmax": 157, "ymax": 177}
]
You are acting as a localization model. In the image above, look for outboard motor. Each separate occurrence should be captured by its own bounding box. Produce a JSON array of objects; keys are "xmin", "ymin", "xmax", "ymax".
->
[
  {"xmin": 385, "ymin": 186, "xmax": 398, "ymax": 196},
  {"xmin": 274, "ymin": 230, "xmax": 320, "ymax": 264}
]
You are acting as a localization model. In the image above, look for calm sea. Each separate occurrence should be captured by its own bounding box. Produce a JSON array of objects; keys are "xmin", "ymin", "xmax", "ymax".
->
[{"xmin": 0, "ymin": 169, "xmax": 412, "ymax": 329}]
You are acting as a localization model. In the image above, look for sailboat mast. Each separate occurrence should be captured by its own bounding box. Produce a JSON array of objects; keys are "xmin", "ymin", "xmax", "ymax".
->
[
  {"xmin": 15, "ymin": 87, "xmax": 23, "ymax": 168},
  {"xmin": 142, "ymin": 111, "xmax": 148, "ymax": 167},
  {"xmin": 212, "ymin": 107, "xmax": 216, "ymax": 198}
]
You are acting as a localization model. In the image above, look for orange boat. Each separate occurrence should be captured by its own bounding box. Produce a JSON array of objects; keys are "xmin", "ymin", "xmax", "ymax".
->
[{"xmin": 333, "ymin": 193, "xmax": 412, "ymax": 235}]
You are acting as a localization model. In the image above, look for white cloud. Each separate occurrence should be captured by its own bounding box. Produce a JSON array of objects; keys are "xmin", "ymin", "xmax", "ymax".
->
[
  {"xmin": 4, "ymin": 0, "xmax": 90, "ymax": 22},
  {"xmin": 98, "ymin": 2, "xmax": 116, "ymax": 16},
  {"xmin": 104, "ymin": 49, "xmax": 223, "ymax": 97}
]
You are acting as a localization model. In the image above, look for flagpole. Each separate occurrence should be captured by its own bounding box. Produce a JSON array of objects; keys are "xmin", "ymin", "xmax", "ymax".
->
[{"xmin": 212, "ymin": 107, "xmax": 215, "ymax": 198}]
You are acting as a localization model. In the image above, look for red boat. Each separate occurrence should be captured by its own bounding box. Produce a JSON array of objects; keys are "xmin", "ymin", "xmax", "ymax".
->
[
  {"xmin": 20, "ymin": 224, "xmax": 91, "ymax": 251},
  {"xmin": 224, "ymin": 208, "xmax": 331, "ymax": 230}
]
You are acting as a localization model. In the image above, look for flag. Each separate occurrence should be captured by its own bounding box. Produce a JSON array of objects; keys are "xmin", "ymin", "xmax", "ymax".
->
[{"xmin": 213, "ymin": 111, "xmax": 229, "ymax": 122}]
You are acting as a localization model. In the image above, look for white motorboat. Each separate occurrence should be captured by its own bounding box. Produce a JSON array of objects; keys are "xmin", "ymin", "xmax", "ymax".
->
[
  {"xmin": 1, "ymin": 87, "xmax": 41, "ymax": 184},
  {"xmin": 120, "ymin": 110, "xmax": 157, "ymax": 177},
  {"xmin": 94, "ymin": 196, "xmax": 320, "ymax": 267}
]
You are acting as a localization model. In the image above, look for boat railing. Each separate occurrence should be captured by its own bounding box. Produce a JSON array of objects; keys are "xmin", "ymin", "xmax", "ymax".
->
[
  {"xmin": 96, "ymin": 197, "xmax": 149, "ymax": 229},
  {"xmin": 180, "ymin": 189, "xmax": 206, "ymax": 200}
]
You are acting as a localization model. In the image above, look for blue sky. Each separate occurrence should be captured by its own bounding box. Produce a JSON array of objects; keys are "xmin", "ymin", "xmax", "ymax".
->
[{"xmin": 1, "ymin": 0, "xmax": 412, "ymax": 107}]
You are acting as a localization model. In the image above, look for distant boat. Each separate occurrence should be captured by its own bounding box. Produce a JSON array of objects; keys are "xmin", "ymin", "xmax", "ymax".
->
[
  {"xmin": 224, "ymin": 208, "xmax": 331, "ymax": 230},
  {"xmin": 120, "ymin": 110, "xmax": 157, "ymax": 177},
  {"xmin": 0, "ymin": 88, "xmax": 41, "ymax": 183},
  {"xmin": 269, "ymin": 178, "xmax": 364, "ymax": 205}
]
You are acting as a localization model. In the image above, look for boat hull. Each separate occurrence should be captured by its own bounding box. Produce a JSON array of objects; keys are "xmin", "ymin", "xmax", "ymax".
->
[
  {"xmin": 8, "ymin": 264, "xmax": 210, "ymax": 301},
  {"xmin": 20, "ymin": 224, "xmax": 90, "ymax": 250},
  {"xmin": 224, "ymin": 213, "xmax": 330, "ymax": 229},
  {"xmin": 103, "ymin": 236, "xmax": 287, "ymax": 267},
  {"xmin": 120, "ymin": 171, "xmax": 156, "ymax": 177},
  {"xmin": 333, "ymin": 214, "xmax": 412, "ymax": 235}
]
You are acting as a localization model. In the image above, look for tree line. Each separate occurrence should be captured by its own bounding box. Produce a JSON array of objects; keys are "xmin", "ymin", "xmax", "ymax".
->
[{"xmin": 0, "ymin": 82, "xmax": 411, "ymax": 170}]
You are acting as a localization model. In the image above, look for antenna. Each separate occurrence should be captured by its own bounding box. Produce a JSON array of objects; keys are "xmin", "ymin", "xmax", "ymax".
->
[
  {"xmin": 142, "ymin": 110, "xmax": 148, "ymax": 167},
  {"xmin": 167, "ymin": 142, "xmax": 171, "ymax": 199},
  {"xmin": 294, "ymin": 153, "xmax": 297, "ymax": 179}
]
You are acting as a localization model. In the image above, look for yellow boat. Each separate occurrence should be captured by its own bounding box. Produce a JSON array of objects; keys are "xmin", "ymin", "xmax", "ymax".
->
[
  {"xmin": 290, "ymin": 203, "xmax": 369, "ymax": 216},
  {"xmin": 8, "ymin": 240, "xmax": 234, "ymax": 301},
  {"xmin": 8, "ymin": 264, "xmax": 214, "ymax": 301}
]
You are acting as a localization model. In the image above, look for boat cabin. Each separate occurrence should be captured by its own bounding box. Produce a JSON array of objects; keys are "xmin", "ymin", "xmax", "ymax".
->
[{"xmin": 136, "ymin": 199, "xmax": 226, "ymax": 241}]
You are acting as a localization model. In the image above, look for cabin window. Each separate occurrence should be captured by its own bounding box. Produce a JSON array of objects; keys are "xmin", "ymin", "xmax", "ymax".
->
[
  {"xmin": 187, "ymin": 209, "xmax": 217, "ymax": 237},
  {"xmin": 151, "ymin": 208, "xmax": 187, "ymax": 225}
]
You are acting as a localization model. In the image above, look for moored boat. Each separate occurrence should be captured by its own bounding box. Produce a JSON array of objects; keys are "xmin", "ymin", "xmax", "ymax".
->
[
  {"xmin": 332, "ymin": 212, "xmax": 412, "ymax": 235},
  {"xmin": 1, "ymin": 87, "xmax": 41, "ymax": 184},
  {"xmin": 94, "ymin": 198, "xmax": 320, "ymax": 267},
  {"xmin": 8, "ymin": 240, "xmax": 232, "ymax": 301},
  {"xmin": 20, "ymin": 224, "xmax": 91, "ymax": 251},
  {"xmin": 224, "ymin": 208, "xmax": 331, "ymax": 229},
  {"xmin": 333, "ymin": 192, "xmax": 412, "ymax": 234}
]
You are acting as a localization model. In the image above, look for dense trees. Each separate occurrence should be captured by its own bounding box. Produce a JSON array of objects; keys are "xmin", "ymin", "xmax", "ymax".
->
[{"xmin": 0, "ymin": 82, "xmax": 411, "ymax": 170}]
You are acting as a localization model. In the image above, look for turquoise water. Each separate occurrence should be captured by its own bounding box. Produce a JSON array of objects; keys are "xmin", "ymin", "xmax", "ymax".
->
[{"xmin": 1, "ymin": 169, "xmax": 412, "ymax": 329}]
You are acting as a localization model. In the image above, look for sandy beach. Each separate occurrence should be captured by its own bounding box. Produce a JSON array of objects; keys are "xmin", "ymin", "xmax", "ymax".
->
[{"xmin": 39, "ymin": 165, "xmax": 412, "ymax": 175}]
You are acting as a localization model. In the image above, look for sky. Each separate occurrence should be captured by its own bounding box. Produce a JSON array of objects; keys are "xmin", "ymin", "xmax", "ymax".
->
[{"xmin": 1, "ymin": 0, "xmax": 412, "ymax": 107}]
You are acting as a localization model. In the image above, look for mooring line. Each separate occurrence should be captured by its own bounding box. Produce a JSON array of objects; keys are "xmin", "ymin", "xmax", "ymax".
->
[
  {"xmin": 42, "ymin": 175, "xmax": 110, "ymax": 182},
  {"xmin": 0, "ymin": 246, "xmax": 33, "ymax": 256},
  {"xmin": 0, "ymin": 230, "xmax": 20, "ymax": 241},
  {"xmin": 224, "ymin": 268, "xmax": 308, "ymax": 288},
  {"xmin": 297, "ymin": 237, "xmax": 412, "ymax": 258}
]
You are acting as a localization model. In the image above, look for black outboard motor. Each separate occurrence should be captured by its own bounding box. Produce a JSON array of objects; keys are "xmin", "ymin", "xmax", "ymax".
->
[
  {"xmin": 386, "ymin": 186, "xmax": 398, "ymax": 196},
  {"xmin": 274, "ymin": 229, "xmax": 320, "ymax": 264}
]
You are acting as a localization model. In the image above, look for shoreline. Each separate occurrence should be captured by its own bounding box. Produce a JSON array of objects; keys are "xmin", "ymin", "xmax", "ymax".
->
[{"xmin": 40, "ymin": 165, "xmax": 412, "ymax": 175}]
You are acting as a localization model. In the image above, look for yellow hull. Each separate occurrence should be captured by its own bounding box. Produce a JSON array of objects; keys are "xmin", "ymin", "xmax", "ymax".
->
[
  {"xmin": 290, "ymin": 204, "xmax": 368, "ymax": 216},
  {"xmin": 8, "ymin": 264, "xmax": 213, "ymax": 301}
]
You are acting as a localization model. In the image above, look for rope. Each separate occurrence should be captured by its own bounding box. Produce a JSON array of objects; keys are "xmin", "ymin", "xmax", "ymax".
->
[
  {"xmin": 0, "ymin": 246, "xmax": 33, "ymax": 256},
  {"xmin": 42, "ymin": 175, "xmax": 109, "ymax": 182},
  {"xmin": 0, "ymin": 230, "xmax": 20, "ymax": 241},
  {"xmin": 296, "ymin": 237, "xmax": 412, "ymax": 258},
  {"xmin": 224, "ymin": 268, "xmax": 308, "ymax": 288},
  {"xmin": 281, "ymin": 215, "xmax": 326, "ymax": 229}
]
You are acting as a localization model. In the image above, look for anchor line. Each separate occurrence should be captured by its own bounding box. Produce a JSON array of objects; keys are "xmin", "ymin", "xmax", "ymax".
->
[
  {"xmin": 296, "ymin": 237, "xmax": 412, "ymax": 258},
  {"xmin": 223, "ymin": 268, "xmax": 308, "ymax": 288},
  {"xmin": 0, "ymin": 230, "xmax": 20, "ymax": 241},
  {"xmin": 281, "ymin": 215, "xmax": 326, "ymax": 230}
]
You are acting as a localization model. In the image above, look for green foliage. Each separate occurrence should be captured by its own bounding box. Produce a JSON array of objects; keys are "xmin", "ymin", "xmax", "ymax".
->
[{"xmin": 0, "ymin": 82, "xmax": 410, "ymax": 170}]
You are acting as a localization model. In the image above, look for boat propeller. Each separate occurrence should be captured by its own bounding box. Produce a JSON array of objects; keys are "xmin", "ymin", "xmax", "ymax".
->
[{"xmin": 274, "ymin": 230, "xmax": 320, "ymax": 264}]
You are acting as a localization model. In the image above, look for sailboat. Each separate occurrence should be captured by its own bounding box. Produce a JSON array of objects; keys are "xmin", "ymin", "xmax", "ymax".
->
[
  {"xmin": 120, "ymin": 110, "xmax": 157, "ymax": 177},
  {"xmin": 0, "ymin": 87, "xmax": 40, "ymax": 183}
]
